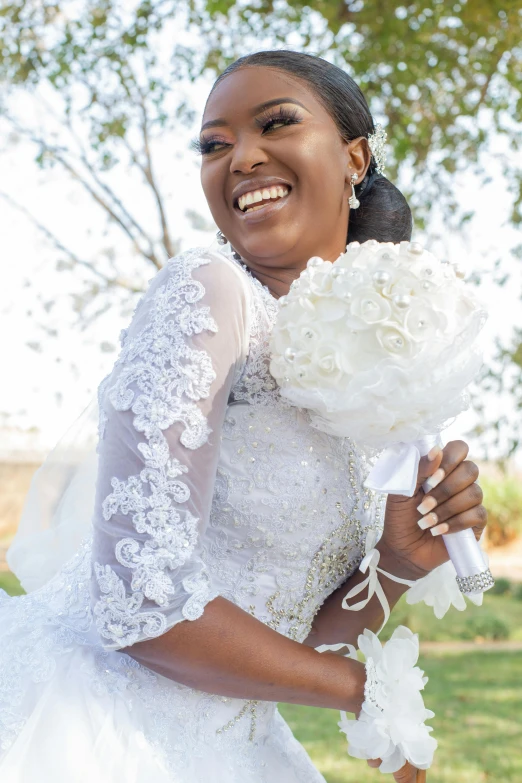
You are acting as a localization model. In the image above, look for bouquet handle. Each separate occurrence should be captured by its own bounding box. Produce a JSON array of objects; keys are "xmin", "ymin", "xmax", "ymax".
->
[{"xmin": 365, "ymin": 434, "xmax": 495, "ymax": 595}]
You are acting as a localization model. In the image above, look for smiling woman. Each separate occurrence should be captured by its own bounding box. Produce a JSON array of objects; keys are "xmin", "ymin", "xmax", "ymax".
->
[
  {"xmin": 0, "ymin": 49, "xmax": 485, "ymax": 783},
  {"xmin": 193, "ymin": 50, "xmax": 412, "ymax": 299}
]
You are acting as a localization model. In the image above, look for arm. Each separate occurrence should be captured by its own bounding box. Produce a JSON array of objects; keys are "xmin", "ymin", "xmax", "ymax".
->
[
  {"xmin": 304, "ymin": 441, "xmax": 489, "ymax": 651},
  {"xmin": 126, "ymin": 593, "xmax": 366, "ymax": 712},
  {"xmin": 91, "ymin": 248, "xmax": 367, "ymax": 714},
  {"xmin": 302, "ymin": 538, "xmax": 427, "ymax": 649}
]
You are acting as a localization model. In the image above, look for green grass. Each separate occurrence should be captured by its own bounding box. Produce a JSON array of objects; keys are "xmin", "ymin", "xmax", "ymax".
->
[
  {"xmin": 379, "ymin": 589, "xmax": 522, "ymax": 642},
  {"xmin": 0, "ymin": 570, "xmax": 24, "ymax": 596},
  {"xmin": 279, "ymin": 650, "xmax": 522, "ymax": 782},
  {"xmin": 1, "ymin": 570, "xmax": 521, "ymax": 780}
]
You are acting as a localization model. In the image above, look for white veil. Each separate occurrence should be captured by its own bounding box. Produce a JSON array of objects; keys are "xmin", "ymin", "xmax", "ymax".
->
[{"xmin": 6, "ymin": 397, "xmax": 100, "ymax": 593}]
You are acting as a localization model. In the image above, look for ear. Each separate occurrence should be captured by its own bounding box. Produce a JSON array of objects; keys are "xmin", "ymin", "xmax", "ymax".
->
[{"xmin": 344, "ymin": 137, "xmax": 372, "ymax": 195}]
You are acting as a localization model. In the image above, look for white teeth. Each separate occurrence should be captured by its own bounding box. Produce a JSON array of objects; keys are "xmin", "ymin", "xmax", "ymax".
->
[{"xmin": 238, "ymin": 186, "xmax": 289, "ymax": 212}]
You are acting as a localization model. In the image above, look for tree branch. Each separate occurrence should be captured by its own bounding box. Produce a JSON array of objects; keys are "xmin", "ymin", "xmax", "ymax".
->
[
  {"xmin": 137, "ymin": 93, "xmax": 177, "ymax": 258},
  {"xmin": 4, "ymin": 114, "xmax": 163, "ymax": 269},
  {"xmin": 0, "ymin": 190, "xmax": 143, "ymax": 293}
]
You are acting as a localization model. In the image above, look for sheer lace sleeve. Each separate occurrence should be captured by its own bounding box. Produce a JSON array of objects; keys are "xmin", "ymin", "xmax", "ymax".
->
[{"xmin": 90, "ymin": 249, "xmax": 251, "ymax": 651}]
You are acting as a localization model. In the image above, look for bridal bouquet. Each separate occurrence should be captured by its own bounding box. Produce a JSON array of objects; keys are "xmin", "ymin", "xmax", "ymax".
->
[
  {"xmin": 269, "ymin": 239, "xmax": 486, "ymax": 449},
  {"xmin": 269, "ymin": 238, "xmax": 492, "ymax": 606}
]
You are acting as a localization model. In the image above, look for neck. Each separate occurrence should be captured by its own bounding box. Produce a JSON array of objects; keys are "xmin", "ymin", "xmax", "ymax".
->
[{"xmin": 244, "ymin": 265, "xmax": 298, "ymax": 300}]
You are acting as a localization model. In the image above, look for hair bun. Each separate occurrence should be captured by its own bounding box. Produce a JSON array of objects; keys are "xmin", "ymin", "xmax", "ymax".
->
[{"xmin": 348, "ymin": 176, "xmax": 412, "ymax": 244}]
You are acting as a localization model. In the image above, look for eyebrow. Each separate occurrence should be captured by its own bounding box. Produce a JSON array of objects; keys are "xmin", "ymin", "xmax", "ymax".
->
[{"xmin": 200, "ymin": 97, "xmax": 309, "ymax": 132}]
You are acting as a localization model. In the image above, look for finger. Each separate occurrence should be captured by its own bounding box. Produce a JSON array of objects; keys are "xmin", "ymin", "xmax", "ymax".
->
[
  {"xmin": 416, "ymin": 445, "xmax": 444, "ymax": 487},
  {"xmin": 417, "ymin": 440, "xmax": 469, "ymax": 492},
  {"xmin": 418, "ymin": 460, "xmax": 480, "ymax": 512},
  {"xmin": 393, "ymin": 761, "xmax": 418, "ymax": 783},
  {"xmin": 426, "ymin": 505, "xmax": 488, "ymax": 539},
  {"xmin": 367, "ymin": 758, "xmax": 382, "ymax": 768},
  {"xmin": 416, "ymin": 770, "xmax": 427, "ymax": 783},
  {"xmin": 417, "ymin": 478, "xmax": 482, "ymax": 528}
]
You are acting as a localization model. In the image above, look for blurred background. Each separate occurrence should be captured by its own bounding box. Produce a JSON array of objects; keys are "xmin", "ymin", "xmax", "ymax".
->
[{"xmin": 0, "ymin": 1, "xmax": 521, "ymax": 781}]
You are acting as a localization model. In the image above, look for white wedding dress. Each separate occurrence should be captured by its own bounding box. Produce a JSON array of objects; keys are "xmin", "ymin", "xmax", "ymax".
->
[{"xmin": 0, "ymin": 242, "xmax": 385, "ymax": 782}]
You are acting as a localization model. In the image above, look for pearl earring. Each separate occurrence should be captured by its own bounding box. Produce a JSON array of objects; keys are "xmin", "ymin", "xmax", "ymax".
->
[
  {"xmin": 216, "ymin": 230, "xmax": 242, "ymax": 261},
  {"xmin": 348, "ymin": 173, "xmax": 360, "ymax": 209}
]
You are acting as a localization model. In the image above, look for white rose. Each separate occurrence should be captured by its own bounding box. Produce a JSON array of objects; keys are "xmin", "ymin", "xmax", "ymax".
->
[
  {"xmin": 350, "ymin": 288, "xmax": 392, "ymax": 325},
  {"xmin": 404, "ymin": 304, "xmax": 442, "ymax": 341},
  {"xmin": 376, "ymin": 324, "xmax": 415, "ymax": 358}
]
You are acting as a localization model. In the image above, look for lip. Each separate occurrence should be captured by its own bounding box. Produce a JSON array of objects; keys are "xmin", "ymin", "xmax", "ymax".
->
[
  {"xmin": 235, "ymin": 190, "xmax": 292, "ymax": 224},
  {"xmin": 231, "ymin": 176, "xmax": 292, "ymax": 209}
]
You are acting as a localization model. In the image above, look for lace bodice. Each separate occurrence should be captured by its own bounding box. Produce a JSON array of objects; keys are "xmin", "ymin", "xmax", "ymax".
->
[
  {"xmin": 0, "ymin": 242, "xmax": 386, "ymax": 775},
  {"xmin": 90, "ymin": 243, "xmax": 385, "ymax": 651}
]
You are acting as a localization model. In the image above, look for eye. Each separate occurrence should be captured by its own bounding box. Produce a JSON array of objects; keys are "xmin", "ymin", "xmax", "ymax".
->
[
  {"xmin": 255, "ymin": 106, "xmax": 303, "ymax": 133},
  {"xmin": 190, "ymin": 105, "xmax": 303, "ymax": 157},
  {"xmin": 189, "ymin": 135, "xmax": 230, "ymax": 156}
]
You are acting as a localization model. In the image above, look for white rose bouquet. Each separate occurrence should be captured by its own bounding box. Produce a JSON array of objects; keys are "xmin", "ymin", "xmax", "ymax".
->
[
  {"xmin": 269, "ymin": 239, "xmax": 485, "ymax": 449},
  {"xmin": 269, "ymin": 239, "xmax": 493, "ymax": 598}
]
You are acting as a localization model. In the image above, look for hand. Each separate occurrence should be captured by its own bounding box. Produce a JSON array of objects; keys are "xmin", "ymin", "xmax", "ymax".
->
[
  {"xmin": 367, "ymin": 758, "xmax": 426, "ymax": 782},
  {"xmin": 378, "ymin": 440, "xmax": 488, "ymax": 578}
]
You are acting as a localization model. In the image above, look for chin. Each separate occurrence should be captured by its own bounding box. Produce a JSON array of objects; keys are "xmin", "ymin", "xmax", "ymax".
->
[{"xmin": 233, "ymin": 232, "xmax": 301, "ymax": 264}]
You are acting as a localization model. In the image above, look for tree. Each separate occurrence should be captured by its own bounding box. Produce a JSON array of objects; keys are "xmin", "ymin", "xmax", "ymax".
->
[{"xmin": 1, "ymin": 0, "xmax": 521, "ymax": 454}]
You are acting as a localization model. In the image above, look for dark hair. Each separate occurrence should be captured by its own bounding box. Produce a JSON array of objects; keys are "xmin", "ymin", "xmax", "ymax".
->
[{"xmin": 210, "ymin": 49, "xmax": 412, "ymax": 244}]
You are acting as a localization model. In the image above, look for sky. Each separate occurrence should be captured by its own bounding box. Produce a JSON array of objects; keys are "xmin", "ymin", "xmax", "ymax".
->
[{"xmin": 0, "ymin": 60, "xmax": 520, "ymax": 464}]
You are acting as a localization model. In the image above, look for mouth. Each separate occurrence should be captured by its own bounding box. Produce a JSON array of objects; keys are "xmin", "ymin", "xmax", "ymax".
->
[{"xmin": 234, "ymin": 186, "xmax": 292, "ymax": 223}]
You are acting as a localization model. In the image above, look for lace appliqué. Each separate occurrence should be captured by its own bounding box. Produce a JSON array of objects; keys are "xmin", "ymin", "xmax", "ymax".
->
[{"xmin": 94, "ymin": 249, "xmax": 220, "ymax": 648}]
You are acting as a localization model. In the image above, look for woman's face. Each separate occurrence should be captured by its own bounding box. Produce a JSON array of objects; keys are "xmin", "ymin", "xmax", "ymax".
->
[{"xmin": 199, "ymin": 66, "xmax": 370, "ymax": 288}]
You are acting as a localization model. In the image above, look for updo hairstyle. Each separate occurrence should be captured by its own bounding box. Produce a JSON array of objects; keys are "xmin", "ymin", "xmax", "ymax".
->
[{"xmin": 210, "ymin": 49, "xmax": 412, "ymax": 244}]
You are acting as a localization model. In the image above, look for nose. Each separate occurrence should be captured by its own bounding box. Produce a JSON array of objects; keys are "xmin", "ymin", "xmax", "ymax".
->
[{"xmin": 229, "ymin": 132, "xmax": 269, "ymax": 174}]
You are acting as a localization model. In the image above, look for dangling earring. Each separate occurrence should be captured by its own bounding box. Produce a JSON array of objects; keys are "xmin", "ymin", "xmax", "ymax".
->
[
  {"xmin": 216, "ymin": 229, "xmax": 242, "ymax": 262},
  {"xmin": 348, "ymin": 173, "xmax": 360, "ymax": 209}
]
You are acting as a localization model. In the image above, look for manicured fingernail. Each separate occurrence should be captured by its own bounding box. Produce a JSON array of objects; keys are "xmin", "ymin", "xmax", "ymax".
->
[
  {"xmin": 417, "ymin": 495, "xmax": 438, "ymax": 515},
  {"xmin": 427, "ymin": 445, "xmax": 442, "ymax": 461},
  {"xmin": 418, "ymin": 512, "xmax": 438, "ymax": 530},
  {"xmin": 430, "ymin": 522, "xmax": 450, "ymax": 536},
  {"xmin": 424, "ymin": 467, "xmax": 445, "ymax": 491}
]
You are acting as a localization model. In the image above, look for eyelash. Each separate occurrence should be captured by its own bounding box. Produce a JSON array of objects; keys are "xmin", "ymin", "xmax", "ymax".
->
[{"xmin": 190, "ymin": 106, "xmax": 303, "ymax": 156}]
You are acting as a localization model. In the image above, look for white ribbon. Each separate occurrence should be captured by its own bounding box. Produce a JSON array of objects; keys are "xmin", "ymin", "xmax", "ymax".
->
[
  {"xmin": 364, "ymin": 435, "xmax": 441, "ymax": 497},
  {"xmin": 363, "ymin": 432, "xmax": 489, "ymax": 588},
  {"xmin": 341, "ymin": 547, "xmax": 416, "ymax": 635}
]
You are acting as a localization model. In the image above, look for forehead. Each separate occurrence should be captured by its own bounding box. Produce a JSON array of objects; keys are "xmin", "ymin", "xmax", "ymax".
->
[{"xmin": 202, "ymin": 66, "xmax": 329, "ymax": 125}]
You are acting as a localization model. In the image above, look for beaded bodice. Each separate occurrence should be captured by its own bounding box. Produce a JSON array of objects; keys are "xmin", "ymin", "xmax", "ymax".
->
[{"xmin": 0, "ymin": 244, "xmax": 385, "ymax": 778}]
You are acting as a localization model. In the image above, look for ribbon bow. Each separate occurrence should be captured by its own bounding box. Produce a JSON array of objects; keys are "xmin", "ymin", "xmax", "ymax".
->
[{"xmin": 342, "ymin": 546, "xmax": 416, "ymax": 634}]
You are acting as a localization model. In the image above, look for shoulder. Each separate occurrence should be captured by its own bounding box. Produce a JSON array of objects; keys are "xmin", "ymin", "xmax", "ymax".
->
[{"xmin": 145, "ymin": 246, "xmax": 250, "ymax": 307}]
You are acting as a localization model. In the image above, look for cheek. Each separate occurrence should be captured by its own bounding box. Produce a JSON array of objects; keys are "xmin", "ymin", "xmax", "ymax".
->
[
  {"xmin": 289, "ymin": 134, "xmax": 346, "ymax": 203},
  {"xmin": 200, "ymin": 164, "xmax": 227, "ymax": 221}
]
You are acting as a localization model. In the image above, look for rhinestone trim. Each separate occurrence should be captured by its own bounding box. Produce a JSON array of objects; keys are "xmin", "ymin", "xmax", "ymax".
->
[
  {"xmin": 363, "ymin": 658, "xmax": 379, "ymax": 707},
  {"xmin": 455, "ymin": 568, "xmax": 495, "ymax": 594}
]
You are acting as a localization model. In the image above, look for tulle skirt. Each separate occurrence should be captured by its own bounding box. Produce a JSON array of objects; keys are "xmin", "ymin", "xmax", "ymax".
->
[{"xmin": 0, "ymin": 579, "xmax": 327, "ymax": 783}]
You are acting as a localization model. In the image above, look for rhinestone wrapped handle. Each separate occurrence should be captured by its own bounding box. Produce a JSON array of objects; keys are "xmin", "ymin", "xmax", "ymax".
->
[{"xmin": 418, "ymin": 436, "xmax": 494, "ymax": 595}]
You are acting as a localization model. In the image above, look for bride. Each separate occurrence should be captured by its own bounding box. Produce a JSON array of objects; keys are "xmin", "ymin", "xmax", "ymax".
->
[{"xmin": 0, "ymin": 49, "xmax": 487, "ymax": 783}]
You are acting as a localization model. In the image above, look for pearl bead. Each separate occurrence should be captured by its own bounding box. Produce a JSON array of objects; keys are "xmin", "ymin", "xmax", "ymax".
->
[
  {"xmin": 307, "ymin": 256, "xmax": 324, "ymax": 267},
  {"xmin": 332, "ymin": 267, "xmax": 346, "ymax": 278},
  {"xmin": 284, "ymin": 348, "xmax": 296, "ymax": 362},
  {"xmin": 421, "ymin": 280, "xmax": 432, "ymax": 290},
  {"xmin": 408, "ymin": 241, "xmax": 424, "ymax": 255},
  {"xmin": 373, "ymin": 270, "xmax": 390, "ymax": 286},
  {"xmin": 393, "ymin": 294, "xmax": 411, "ymax": 309}
]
